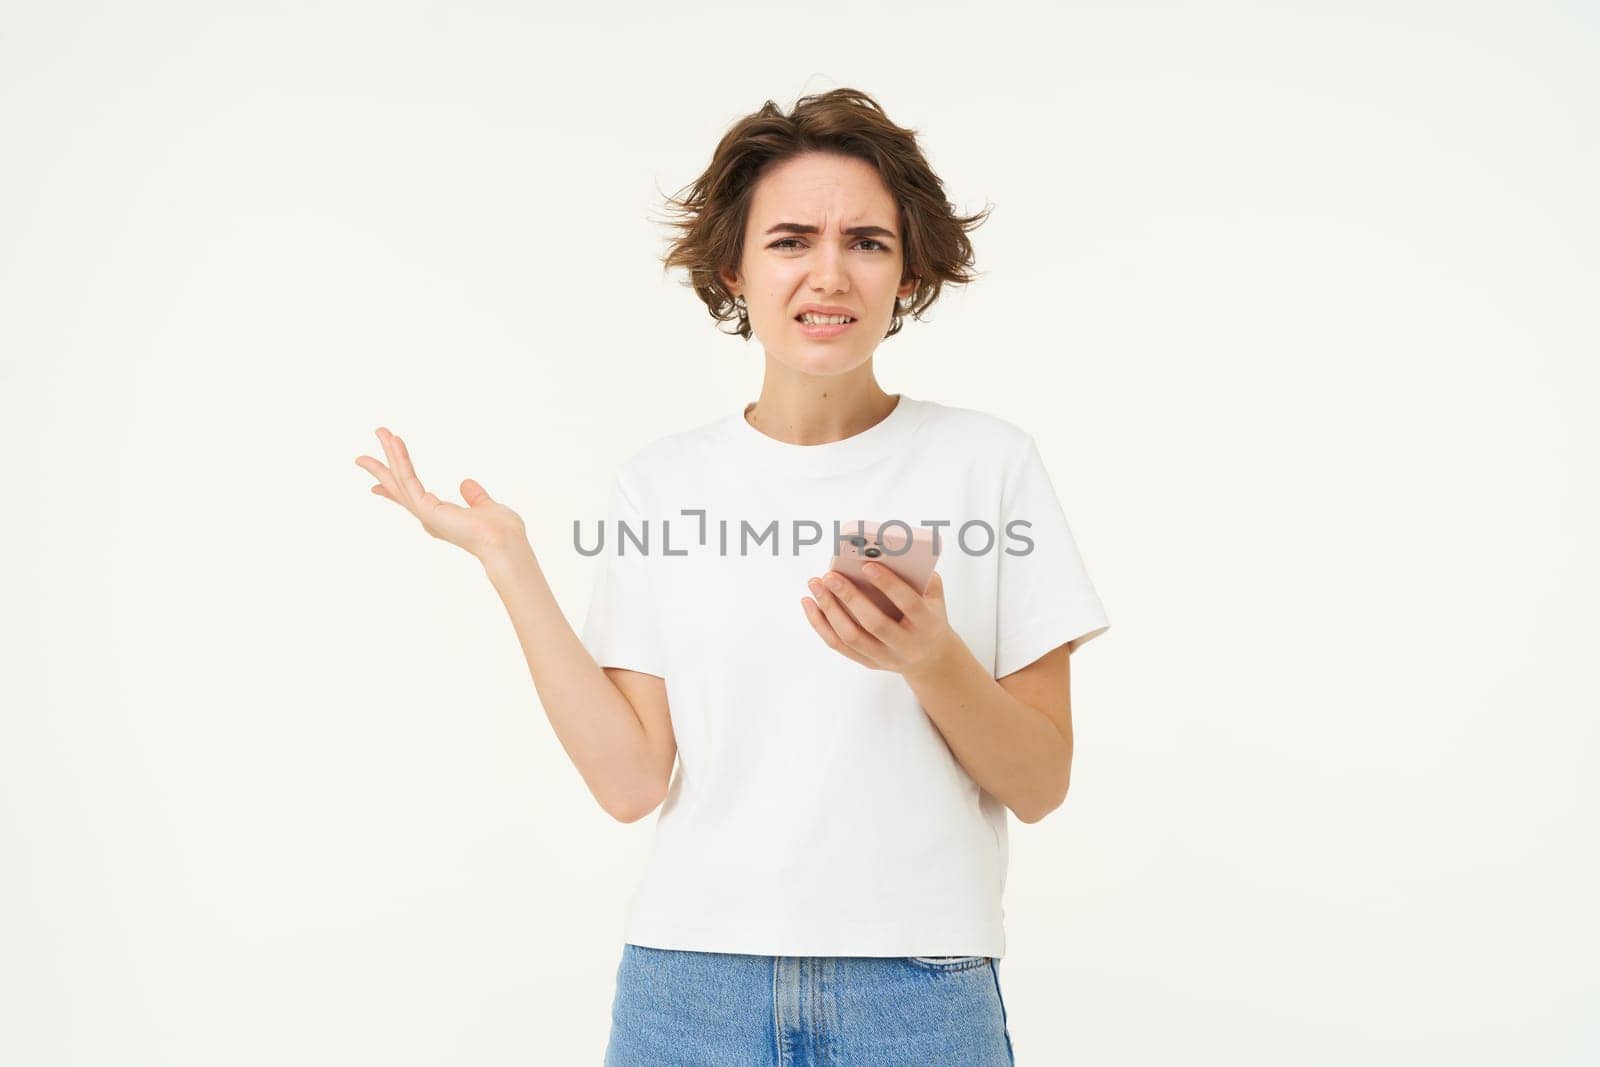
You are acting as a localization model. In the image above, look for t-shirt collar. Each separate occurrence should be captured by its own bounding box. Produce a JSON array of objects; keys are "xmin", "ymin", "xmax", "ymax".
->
[{"xmin": 724, "ymin": 393, "xmax": 924, "ymax": 477}]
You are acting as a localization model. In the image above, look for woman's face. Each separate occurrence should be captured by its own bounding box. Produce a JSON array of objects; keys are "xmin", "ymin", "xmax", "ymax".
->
[{"xmin": 720, "ymin": 151, "xmax": 917, "ymax": 377}]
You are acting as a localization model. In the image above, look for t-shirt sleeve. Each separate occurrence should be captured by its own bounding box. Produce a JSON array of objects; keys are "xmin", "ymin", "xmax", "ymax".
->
[
  {"xmin": 992, "ymin": 434, "xmax": 1111, "ymax": 678},
  {"xmin": 579, "ymin": 469, "xmax": 667, "ymax": 678}
]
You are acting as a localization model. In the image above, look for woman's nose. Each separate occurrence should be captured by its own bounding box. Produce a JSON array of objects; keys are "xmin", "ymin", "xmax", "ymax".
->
[{"xmin": 807, "ymin": 245, "xmax": 848, "ymax": 293}]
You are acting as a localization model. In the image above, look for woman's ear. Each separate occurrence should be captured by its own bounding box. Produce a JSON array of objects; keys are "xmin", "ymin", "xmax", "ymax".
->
[{"xmin": 718, "ymin": 266, "xmax": 741, "ymax": 296}]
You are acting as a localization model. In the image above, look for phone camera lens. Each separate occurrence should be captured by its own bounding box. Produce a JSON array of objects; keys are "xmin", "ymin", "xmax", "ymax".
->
[
  {"xmin": 848, "ymin": 536, "xmax": 868, "ymax": 548},
  {"xmin": 864, "ymin": 547, "xmax": 881, "ymax": 558}
]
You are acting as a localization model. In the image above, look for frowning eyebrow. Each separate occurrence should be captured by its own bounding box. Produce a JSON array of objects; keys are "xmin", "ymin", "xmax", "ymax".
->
[{"xmin": 763, "ymin": 222, "xmax": 897, "ymax": 239}]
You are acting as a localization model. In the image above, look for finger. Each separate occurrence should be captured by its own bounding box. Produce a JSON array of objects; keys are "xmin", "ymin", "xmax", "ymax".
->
[
  {"xmin": 859, "ymin": 561, "xmax": 926, "ymax": 621},
  {"xmin": 375, "ymin": 429, "xmax": 416, "ymax": 509},
  {"xmin": 387, "ymin": 432, "xmax": 432, "ymax": 506},
  {"xmin": 370, "ymin": 483, "xmax": 407, "ymax": 508},
  {"xmin": 808, "ymin": 579, "xmax": 892, "ymax": 658},
  {"xmin": 818, "ymin": 572, "xmax": 904, "ymax": 647},
  {"xmin": 355, "ymin": 454, "xmax": 406, "ymax": 503},
  {"xmin": 801, "ymin": 598, "xmax": 878, "ymax": 669},
  {"xmin": 461, "ymin": 478, "xmax": 492, "ymax": 506}
]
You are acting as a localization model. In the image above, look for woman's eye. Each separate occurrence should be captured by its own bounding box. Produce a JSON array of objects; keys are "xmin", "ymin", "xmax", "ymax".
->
[{"xmin": 769, "ymin": 238, "xmax": 891, "ymax": 252}]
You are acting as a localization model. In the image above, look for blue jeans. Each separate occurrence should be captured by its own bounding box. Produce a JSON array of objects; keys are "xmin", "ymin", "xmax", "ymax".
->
[{"xmin": 604, "ymin": 943, "xmax": 1017, "ymax": 1066}]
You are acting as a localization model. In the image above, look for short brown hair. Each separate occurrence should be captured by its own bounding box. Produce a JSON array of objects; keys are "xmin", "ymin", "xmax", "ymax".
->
[{"xmin": 656, "ymin": 88, "xmax": 992, "ymax": 340}]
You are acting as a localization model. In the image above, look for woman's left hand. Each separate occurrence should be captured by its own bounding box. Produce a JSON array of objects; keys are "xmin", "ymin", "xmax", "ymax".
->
[{"xmin": 802, "ymin": 565, "xmax": 958, "ymax": 678}]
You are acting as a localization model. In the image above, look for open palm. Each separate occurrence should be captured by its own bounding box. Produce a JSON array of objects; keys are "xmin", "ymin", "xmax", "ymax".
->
[{"xmin": 354, "ymin": 426, "xmax": 526, "ymax": 560}]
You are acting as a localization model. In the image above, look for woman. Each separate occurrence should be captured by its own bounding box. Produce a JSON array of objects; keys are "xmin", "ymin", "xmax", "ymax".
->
[{"xmin": 356, "ymin": 88, "xmax": 1109, "ymax": 1066}]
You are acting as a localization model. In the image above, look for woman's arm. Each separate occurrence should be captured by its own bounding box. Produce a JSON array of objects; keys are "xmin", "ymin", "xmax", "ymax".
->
[
  {"xmin": 357, "ymin": 427, "xmax": 671, "ymax": 822},
  {"xmin": 902, "ymin": 641, "xmax": 1073, "ymax": 824},
  {"xmin": 803, "ymin": 565, "xmax": 1073, "ymax": 824},
  {"xmin": 481, "ymin": 542, "xmax": 676, "ymax": 822}
]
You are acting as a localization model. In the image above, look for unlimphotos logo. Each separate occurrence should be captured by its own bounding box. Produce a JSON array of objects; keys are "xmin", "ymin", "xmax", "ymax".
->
[{"xmin": 573, "ymin": 514, "xmax": 1036, "ymax": 558}]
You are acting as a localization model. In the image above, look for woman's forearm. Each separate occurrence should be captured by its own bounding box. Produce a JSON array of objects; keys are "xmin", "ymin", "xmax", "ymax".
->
[
  {"xmin": 902, "ymin": 638, "xmax": 1072, "ymax": 824},
  {"xmin": 479, "ymin": 539, "xmax": 658, "ymax": 821}
]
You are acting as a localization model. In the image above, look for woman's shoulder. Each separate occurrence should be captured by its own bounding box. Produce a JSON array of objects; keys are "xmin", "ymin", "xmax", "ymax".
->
[
  {"xmin": 608, "ymin": 409, "xmax": 737, "ymax": 482},
  {"xmin": 910, "ymin": 396, "xmax": 1036, "ymax": 459}
]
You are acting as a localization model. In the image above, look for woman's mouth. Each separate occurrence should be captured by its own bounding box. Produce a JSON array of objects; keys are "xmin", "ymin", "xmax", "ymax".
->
[{"xmin": 794, "ymin": 313, "xmax": 857, "ymax": 339}]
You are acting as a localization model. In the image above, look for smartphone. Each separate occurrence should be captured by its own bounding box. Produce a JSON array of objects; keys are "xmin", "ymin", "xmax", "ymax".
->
[{"xmin": 826, "ymin": 521, "xmax": 941, "ymax": 622}]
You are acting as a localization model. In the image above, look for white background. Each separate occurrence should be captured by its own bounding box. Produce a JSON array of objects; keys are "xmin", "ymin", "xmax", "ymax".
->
[{"xmin": 2, "ymin": 2, "xmax": 1594, "ymax": 1063}]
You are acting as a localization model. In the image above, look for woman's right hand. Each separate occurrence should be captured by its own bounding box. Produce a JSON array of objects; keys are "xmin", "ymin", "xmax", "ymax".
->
[{"xmin": 355, "ymin": 426, "xmax": 528, "ymax": 561}]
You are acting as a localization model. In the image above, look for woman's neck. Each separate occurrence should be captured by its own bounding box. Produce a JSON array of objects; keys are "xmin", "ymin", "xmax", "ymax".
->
[{"xmin": 743, "ymin": 382, "xmax": 899, "ymax": 447}]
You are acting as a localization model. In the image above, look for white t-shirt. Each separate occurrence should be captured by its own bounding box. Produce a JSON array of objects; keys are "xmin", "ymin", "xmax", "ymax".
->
[{"xmin": 579, "ymin": 393, "xmax": 1109, "ymax": 959}]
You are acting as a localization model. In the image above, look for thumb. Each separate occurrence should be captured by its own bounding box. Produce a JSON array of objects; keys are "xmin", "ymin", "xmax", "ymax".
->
[
  {"xmin": 924, "ymin": 569, "xmax": 944, "ymax": 599},
  {"xmin": 460, "ymin": 478, "xmax": 493, "ymax": 506}
]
